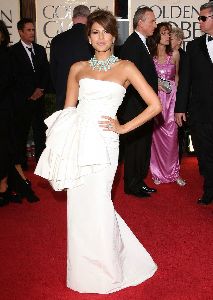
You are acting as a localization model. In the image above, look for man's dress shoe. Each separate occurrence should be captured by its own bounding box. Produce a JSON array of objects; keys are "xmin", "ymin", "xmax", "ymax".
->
[
  {"xmin": 26, "ymin": 192, "xmax": 40, "ymax": 203},
  {"xmin": 21, "ymin": 162, "xmax": 29, "ymax": 171},
  {"xmin": 139, "ymin": 184, "xmax": 157, "ymax": 193},
  {"xmin": 9, "ymin": 192, "xmax": 22, "ymax": 204},
  {"xmin": 22, "ymin": 180, "xmax": 40, "ymax": 203},
  {"xmin": 25, "ymin": 188, "xmax": 40, "ymax": 203},
  {"xmin": 0, "ymin": 190, "xmax": 22, "ymax": 206},
  {"xmin": 197, "ymin": 197, "xmax": 212, "ymax": 205},
  {"xmin": 25, "ymin": 179, "xmax": 31, "ymax": 186},
  {"xmin": 124, "ymin": 187, "xmax": 150, "ymax": 198}
]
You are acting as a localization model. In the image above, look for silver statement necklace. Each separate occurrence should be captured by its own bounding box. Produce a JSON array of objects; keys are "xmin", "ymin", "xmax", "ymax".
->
[{"xmin": 89, "ymin": 54, "xmax": 119, "ymax": 72}]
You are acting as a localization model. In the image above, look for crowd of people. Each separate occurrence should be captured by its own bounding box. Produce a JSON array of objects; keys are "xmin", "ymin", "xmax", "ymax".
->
[{"xmin": 1, "ymin": 0, "xmax": 213, "ymax": 294}]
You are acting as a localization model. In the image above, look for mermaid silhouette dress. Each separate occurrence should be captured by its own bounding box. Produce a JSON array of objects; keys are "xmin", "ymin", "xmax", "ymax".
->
[
  {"xmin": 35, "ymin": 78, "xmax": 157, "ymax": 294},
  {"xmin": 150, "ymin": 55, "xmax": 180, "ymax": 183}
]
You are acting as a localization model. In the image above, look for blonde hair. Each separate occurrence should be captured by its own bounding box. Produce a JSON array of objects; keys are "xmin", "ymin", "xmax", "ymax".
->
[{"xmin": 171, "ymin": 27, "xmax": 184, "ymax": 41}]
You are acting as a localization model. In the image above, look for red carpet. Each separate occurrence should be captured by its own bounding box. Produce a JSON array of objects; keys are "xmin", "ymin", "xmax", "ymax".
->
[{"xmin": 0, "ymin": 156, "xmax": 212, "ymax": 300}]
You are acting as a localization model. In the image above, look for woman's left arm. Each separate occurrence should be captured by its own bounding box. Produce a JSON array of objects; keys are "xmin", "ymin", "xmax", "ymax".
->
[{"xmin": 99, "ymin": 61, "xmax": 162, "ymax": 134}]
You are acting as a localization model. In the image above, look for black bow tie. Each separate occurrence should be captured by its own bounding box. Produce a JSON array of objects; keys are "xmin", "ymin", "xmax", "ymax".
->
[{"xmin": 208, "ymin": 35, "xmax": 213, "ymax": 42}]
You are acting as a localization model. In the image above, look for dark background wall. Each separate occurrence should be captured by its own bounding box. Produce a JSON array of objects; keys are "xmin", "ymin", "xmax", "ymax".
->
[{"xmin": 20, "ymin": 0, "xmax": 36, "ymax": 21}]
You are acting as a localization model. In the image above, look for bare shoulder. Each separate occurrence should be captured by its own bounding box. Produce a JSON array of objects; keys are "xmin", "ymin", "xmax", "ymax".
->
[
  {"xmin": 117, "ymin": 59, "xmax": 136, "ymax": 71},
  {"xmin": 172, "ymin": 49, "xmax": 180, "ymax": 60},
  {"xmin": 116, "ymin": 59, "xmax": 142, "ymax": 87},
  {"xmin": 70, "ymin": 61, "xmax": 88, "ymax": 73}
]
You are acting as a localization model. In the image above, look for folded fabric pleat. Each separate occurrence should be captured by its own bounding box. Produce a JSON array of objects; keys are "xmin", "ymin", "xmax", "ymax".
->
[{"xmin": 35, "ymin": 107, "xmax": 111, "ymax": 191}]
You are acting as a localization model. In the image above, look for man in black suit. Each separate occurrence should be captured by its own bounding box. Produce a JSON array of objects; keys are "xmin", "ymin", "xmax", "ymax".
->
[
  {"xmin": 10, "ymin": 18, "xmax": 50, "ymax": 202},
  {"xmin": 50, "ymin": 5, "xmax": 93, "ymax": 110},
  {"xmin": 118, "ymin": 7, "xmax": 158, "ymax": 198},
  {"xmin": 10, "ymin": 18, "xmax": 50, "ymax": 164},
  {"xmin": 175, "ymin": 1, "xmax": 213, "ymax": 205}
]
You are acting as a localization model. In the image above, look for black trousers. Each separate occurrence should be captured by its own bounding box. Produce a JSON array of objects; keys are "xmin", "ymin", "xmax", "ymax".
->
[
  {"xmin": 123, "ymin": 121, "xmax": 153, "ymax": 189},
  {"xmin": 178, "ymin": 124, "xmax": 187, "ymax": 162},
  {"xmin": 0, "ymin": 110, "xmax": 14, "ymax": 180},
  {"xmin": 190, "ymin": 122, "xmax": 213, "ymax": 199},
  {"xmin": 13, "ymin": 98, "xmax": 46, "ymax": 165}
]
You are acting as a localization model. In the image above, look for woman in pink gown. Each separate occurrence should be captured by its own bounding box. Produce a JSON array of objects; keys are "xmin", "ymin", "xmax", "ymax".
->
[{"xmin": 149, "ymin": 23, "xmax": 185, "ymax": 186}]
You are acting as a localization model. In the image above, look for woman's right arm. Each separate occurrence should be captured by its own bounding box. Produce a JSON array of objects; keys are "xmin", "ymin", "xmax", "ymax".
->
[{"xmin": 64, "ymin": 63, "xmax": 80, "ymax": 108}]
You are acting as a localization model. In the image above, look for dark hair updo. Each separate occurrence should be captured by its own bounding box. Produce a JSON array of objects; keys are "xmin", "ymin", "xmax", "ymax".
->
[{"xmin": 87, "ymin": 9, "xmax": 118, "ymax": 40}]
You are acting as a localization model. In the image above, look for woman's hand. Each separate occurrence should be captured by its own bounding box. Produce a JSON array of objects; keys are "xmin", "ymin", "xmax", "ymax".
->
[
  {"xmin": 98, "ymin": 116, "xmax": 126, "ymax": 134},
  {"xmin": 158, "ymin": 84, "xmax": 165, "ymax": 92}
]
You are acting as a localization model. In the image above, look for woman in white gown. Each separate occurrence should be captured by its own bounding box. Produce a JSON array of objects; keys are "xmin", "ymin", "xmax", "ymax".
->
[{"xmin": 35, "ymin": 10, "xmax": 162, "ymax": 294}]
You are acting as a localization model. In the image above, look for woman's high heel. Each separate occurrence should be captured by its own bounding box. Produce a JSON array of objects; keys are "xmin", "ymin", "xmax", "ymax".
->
[{"xmin": 176, "ymin": 177, "xmax": 186, "ymax": 186}]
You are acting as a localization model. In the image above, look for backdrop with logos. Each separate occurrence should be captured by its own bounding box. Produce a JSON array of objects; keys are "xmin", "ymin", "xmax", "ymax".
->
[
  {"xmin": 1, "ymin": 0, "xmax": 205, "ymax": 51},
  {"xmin": 0, "ymin": 0, "xmax": 20, "ymax": 45},
  {"xmin": 35, "ymin": 0, "xmax": 114, "ymax": 56},
  {"xmin": 129, "ymin": 0, "xmax": 204, "ymax": 49}
]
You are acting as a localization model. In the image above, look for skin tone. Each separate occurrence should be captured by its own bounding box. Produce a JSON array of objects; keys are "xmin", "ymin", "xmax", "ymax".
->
[
  {"xmin": 136, "ymin": 11, "xmax": 157, "ymax": 37},
  {"xmin": 0, "ymin": 177, "xmax": 7, "ymax": 193},
  {"xmin": 64, "ymin": 22, "xmax": 162, "ymax": 134},
  {"xmin": 18, "ymin": 22, "xmax": 44, "ymax": 101},
  {"xmin": 156, "ymin": 27, "xmax": 180, "ymax": 89},
  {"xmin": 88, "ymin": 22, "xmax": 115, "ymax": 58},
  {"xmin": 170, "ymin": 33, "xmax": 182, "ymax": 51},
  {"xmin": 175, "ymin": 8, "xmax": 213, "ymax": 127},
  {"xmin": 18, "ymin": 22, "xmax": 35, "ymax": 45},
  {"xmin": 199, "ymin": 8, "xmax": 213, "ymax": 36}
]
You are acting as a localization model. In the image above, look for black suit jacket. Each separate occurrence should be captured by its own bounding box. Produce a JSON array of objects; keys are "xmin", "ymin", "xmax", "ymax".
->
[
  {"xmin": 0, "ymin": 46, "xmax": 13, "ymax": 110},
  {"xmin": 178, "ymin": 47, "xmax": 186, "ymax": 76},
  {"xmin": 50, "ymin": 23, "xmax": 93, "ymax": 109},
  {"xmin": 175, "ymin": 34, "xmax": 213, "ymax": 124},
  {"xmin": 10, "ymin": 41, "xmax": 50, "ymax": 109},
  {"xmin": 118, "ymin": 31, "xmax": 158, "ymax": 121}
]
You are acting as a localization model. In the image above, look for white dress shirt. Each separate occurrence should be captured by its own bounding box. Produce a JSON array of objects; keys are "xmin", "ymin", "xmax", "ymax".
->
[
  {"xmin": 206, "ymin": 35, "xmax": 213, "ymax": 63},
  {"xmin": 21, "ymin": 40, "xmax": 35, "ymax": 69},
  {"xmin": 135, "ymin": 30, "xmax": 150, "ymax": 54}
]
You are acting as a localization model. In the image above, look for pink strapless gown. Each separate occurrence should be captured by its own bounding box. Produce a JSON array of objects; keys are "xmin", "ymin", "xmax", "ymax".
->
[{"xmin": 150, "ymin": 55, "xmax": 180, "ymax": 183}]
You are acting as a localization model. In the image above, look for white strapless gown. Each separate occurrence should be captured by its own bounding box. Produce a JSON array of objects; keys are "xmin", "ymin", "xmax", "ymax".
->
[{"xmin": 35, "ymin": 78, "xmax": 157, "ymax": 294}]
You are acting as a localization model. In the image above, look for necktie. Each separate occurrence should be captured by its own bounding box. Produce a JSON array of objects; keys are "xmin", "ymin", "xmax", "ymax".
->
[
  {"xmin": 208, "ymin": 35, "xmax": 213, "ymax": 42},
  {"xmin": 27, "ymin": 47, "xmax": 36, "ymax": 71},
  {"xmin": 144, "ymin": 39, "xmax": 150, "ymax": 54}
]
